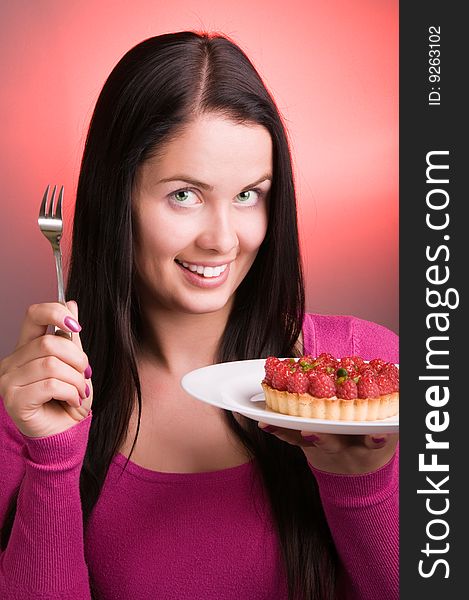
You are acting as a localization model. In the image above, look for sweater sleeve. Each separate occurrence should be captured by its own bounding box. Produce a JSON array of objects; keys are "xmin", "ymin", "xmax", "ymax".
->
[
  {"xmin": 309, "ymin": 447, "xmax": 399, "ymax": 600},
  {"xmin": 302, "ymin": 313, "xmax": 399, "ymax": 363},
  {"xmin": 0, "ymin": 400, "xmax": 93, "ymax": 600},
  {"xmin": 351, "ymin": 316, "xmax": 399, "ymax": 364}
]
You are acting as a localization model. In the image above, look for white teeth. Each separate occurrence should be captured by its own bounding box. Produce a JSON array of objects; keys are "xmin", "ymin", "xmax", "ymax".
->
[{"xmin": 177, "ymin": 259, "xmax": 229, "ymax": 278}]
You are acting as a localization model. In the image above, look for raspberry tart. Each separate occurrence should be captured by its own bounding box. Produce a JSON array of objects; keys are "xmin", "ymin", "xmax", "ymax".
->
[{"xmin": 261, "ymin": 354, "xmax": 399, "ymax": 421}]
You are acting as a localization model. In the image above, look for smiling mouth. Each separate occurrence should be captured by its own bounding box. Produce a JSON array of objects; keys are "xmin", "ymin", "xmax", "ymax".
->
[{"xmin": 175, "ymin": 259, "xmax": 229, "ymax": 278}]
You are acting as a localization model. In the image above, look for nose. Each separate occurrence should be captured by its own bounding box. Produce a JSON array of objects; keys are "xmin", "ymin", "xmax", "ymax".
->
[{"xmin": 195, "ymin": 205, "xmax": 239, "ymax": 256}]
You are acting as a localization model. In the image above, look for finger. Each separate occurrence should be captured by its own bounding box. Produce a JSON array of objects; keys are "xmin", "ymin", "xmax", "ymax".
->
[
  {"xmin": 1, "ymin": 333, "xmax": 88, "ymax": 377},
  {"xmin": 67, "ymin": 300, "xmax": 78, "ymax": 319},
  {"xmin": 299, "ymin": 432, "xmax": 348, "ymax": 452},
  {"xmin": 66, "ymin": 301, "xmax": 84, "ymax": 352},
  {"xmin": 258, "ymin": 421, "xmax": 277, "ymax": 433},
  {"xmin": 258, "ymin": 422, "xmax": 305, "ymax": 446},
  {"xmin": 299, "ymin": 431, "xmax": 322, "ymax": 445},
  {"xmin": 1, "ymin": 355, "xmax": 89, "ymax": 401},
  {"xmin": 66, "ymin": 301, "xmax": 92, "ymax": 384},
  {"xmin": 17, "ymin": 303, "xmax": 82, "ymax": 349},
  {"xmin": 363, "ymin": 433, "xmax": 392, "ymax": 450},
  {"xmin": 10, "ymin": 378, "xmax": 83, "ymax": 411},
  {"xmin": 67, "ymin": 300, "xmax": 94, "ymax": 407}
]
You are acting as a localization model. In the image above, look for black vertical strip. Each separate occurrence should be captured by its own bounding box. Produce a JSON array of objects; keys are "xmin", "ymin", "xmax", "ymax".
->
[{"xmin": 400, "ymin": 2, "xmax": 466, "ymax": 597}]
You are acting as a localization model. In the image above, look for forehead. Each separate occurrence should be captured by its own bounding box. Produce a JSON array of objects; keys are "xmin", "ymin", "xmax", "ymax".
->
[{"xmin": 145, "ymin": 114, "xmax": 273, "ymax": 182}]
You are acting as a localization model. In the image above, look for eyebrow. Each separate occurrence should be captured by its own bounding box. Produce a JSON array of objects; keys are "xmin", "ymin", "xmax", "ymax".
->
[{"xmin": 157, "ymin": 173, "xmax": 272, "ymax": 191}]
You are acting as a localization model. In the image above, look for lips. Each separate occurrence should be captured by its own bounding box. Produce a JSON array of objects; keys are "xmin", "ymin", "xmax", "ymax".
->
[
  {"xmin": 175, "ymin": 259, "xmax": 228, "ymax": 278},
  {"xmin": 175, "ymin": 259, "xmax": 230, "ymax": 289}
]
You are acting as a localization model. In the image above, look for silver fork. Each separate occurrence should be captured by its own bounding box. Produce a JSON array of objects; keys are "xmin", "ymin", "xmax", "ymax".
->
[{"xmin": 38, "ymin": 185, "xmax": 72, "ymax": 339}]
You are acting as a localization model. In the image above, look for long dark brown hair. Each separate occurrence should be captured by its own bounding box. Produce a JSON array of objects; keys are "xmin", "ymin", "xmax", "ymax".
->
[{"xmin": 2, "ymin": 32, "xmax": 338, "ymax": 599}]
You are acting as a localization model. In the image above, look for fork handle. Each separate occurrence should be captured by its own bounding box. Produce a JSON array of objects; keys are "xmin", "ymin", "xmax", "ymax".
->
[
  {"xmin": 53, "ymin": 248, "xmax": 72, "ymax": 340},
  {"xmin": 53, "ymin": 248, "xmax": 66, "ymax": 304},
  {"xmin": 54, "ymin": 328, "xmax": 73, "ymax": 339}
]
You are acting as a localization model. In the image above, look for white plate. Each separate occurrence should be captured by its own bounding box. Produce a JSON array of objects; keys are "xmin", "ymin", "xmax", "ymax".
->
[{"xmin": 181, "ymin": 358, "xmax": 399, "ymax": 435}]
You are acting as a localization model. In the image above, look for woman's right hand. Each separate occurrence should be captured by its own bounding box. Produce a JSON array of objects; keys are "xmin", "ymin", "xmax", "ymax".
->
[{"xmin": 0, "ymin": 301, "xmax": 93, "ymax": 438}]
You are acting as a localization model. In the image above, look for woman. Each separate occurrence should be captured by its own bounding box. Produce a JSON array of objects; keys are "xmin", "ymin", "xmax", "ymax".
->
[{"xmin": 0, "ymin": 32, "xmax": 398, "ymax": 599}]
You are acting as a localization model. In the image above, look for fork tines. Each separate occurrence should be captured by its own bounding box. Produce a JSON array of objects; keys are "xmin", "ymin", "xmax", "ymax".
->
[{"xmin": 39, "ymin": 184, "xmax": 64, "ymax": 221}]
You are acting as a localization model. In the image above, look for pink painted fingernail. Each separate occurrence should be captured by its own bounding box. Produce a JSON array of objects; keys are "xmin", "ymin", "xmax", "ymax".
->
[
  {"xmin": 372, "ymin": 437, "xmax": 386, "ymax": 444},
  {"xmin": 85, "ymin": 384, "xmax": 90, "ymax": 398},
  {"xmin": 302, "ymin": 434, "xmax": 320, "ymax": 443},
  {"xmin": 84, "ymin": 365, "xmax": 92, "ymax": 379},
  {"xmin": 64, "ymin": 316, "xmax": 81, "ymax": 332}
]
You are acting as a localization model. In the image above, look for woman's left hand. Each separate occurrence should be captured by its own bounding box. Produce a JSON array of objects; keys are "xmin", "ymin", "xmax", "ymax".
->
[{"xmin": 257, "ymin": 421, "xmax": 398, "ymax": 474}]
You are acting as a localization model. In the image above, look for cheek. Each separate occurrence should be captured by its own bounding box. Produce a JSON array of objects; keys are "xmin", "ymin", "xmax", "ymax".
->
[
  {"xmin": 237, "ymin": 211, "xmax": 268, "ymax": 253},
  {"xmin": 137, "ymin": 213, "xmax": 195, "ymax": 262}
]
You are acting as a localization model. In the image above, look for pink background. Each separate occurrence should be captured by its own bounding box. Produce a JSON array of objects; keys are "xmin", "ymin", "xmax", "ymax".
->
[{"xmin": 0, "ymin": 0, "xmax": 398, "ymax": 359}]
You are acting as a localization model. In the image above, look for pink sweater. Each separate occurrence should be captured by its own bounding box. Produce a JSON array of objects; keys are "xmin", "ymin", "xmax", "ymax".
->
[{"xmin": 0, "ymin": 314, "xmax": 399, "ymax": 599}]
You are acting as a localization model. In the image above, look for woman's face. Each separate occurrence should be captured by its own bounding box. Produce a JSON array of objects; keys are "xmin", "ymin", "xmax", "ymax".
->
[{"xmin": 132, "ymin": 113, "xmax": 272, "ymax": 315}]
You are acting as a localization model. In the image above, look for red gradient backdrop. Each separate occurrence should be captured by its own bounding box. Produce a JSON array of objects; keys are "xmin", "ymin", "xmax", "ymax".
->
[{"xmin": 0, "ymin": 0, "xmax": 398, "ymax": 358}]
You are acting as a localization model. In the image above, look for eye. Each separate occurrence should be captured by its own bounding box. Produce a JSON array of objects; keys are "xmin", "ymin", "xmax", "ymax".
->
[
  {"xmin": 235, "ymin": 189, "xmax": 262, "ymax": 206},
  {"xmin": 169, "ymin": 188, "xmax": 199, "ymax": 206}
]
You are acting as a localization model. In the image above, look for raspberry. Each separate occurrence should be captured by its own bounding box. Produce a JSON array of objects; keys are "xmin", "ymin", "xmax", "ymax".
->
[
  {"xmin": 376, "ymin": 373, "xmax": 395, "ymax": 395},
  {"xmin": 313, "ymin": 353, "xmax": 338, "ymax": 369},
  {"xmin": 271, "ymin": 363, "xmax": 291, "ymax": 391},
  {"xmin": 369, "ymin": 359, "xmax": 387, "ymax": 373},
  {"xmin": 359, "ymin": 364, "xmax": 377, "ymax": 377},
  {"xmin": 298, "ymin": 355, "xmax": 315, "ymax": 372},
  {"xmin": 350, "ymin": 356, "xmax": 365, "ymax": 368},
  {"xmin": 317, "ymin": 352, "xmax": 336, "ymax": 362},
  {"xmin": 306, "ymin": 368, "xmax": 335, "ymax": 388},
  {"xmin": 338, "ymin": 357, "xmax": 359, "ymax": 377},
  {"xmin": 357, "ymin": 375, "xmax": 380, "ymax": 399},
  {"xmin": 335, "ymin": 378, "xmax": 358, "ymax": 400},
  {"xmin": 287, "ymin": 371, "xmax": 310, "ymax": 394},
  {"xmin": 264, "ymin": 356, "xmax": 280, "ymax": 385},
  {"xmin": 306, "ymin": 369, "xmax": 319, "ymax": 383},
  {"xmin": 282, "ymin": 358, "xmax": 298, "ymax": 371},
  {"xmin": 312, "ymin": 363, "xmax": 336, "ymax": 377},
  {"xmin": 382, "ymin": 363, "xmax": 399, "ymax": 384},
  {"xmin": 309, "ymin": 372, "xmax": 336, "ymax": 398},
  {"xmin": 380, "ymin": 369, "xmax": 399, "ymax": 392}
]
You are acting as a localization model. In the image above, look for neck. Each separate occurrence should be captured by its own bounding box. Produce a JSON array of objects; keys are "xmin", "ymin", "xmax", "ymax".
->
[{"xmin": 136, "ymin": 301, "xmax": 233, "ymax": 377}]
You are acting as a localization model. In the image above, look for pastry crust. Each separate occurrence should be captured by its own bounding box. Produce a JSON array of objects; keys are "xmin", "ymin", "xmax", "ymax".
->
[{"xmin": 261, "ymin": 381, "xmax": 399, "ymax": 421}]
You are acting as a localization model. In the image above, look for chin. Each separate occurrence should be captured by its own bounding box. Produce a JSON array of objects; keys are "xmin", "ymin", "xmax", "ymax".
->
[
  {"xmin": 182, "ymin": 301, "xmax": 230, "ymax": 315},
  {"xmin": 178, "ymin": 292, "xmax": 233, "ymax": 315}
]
